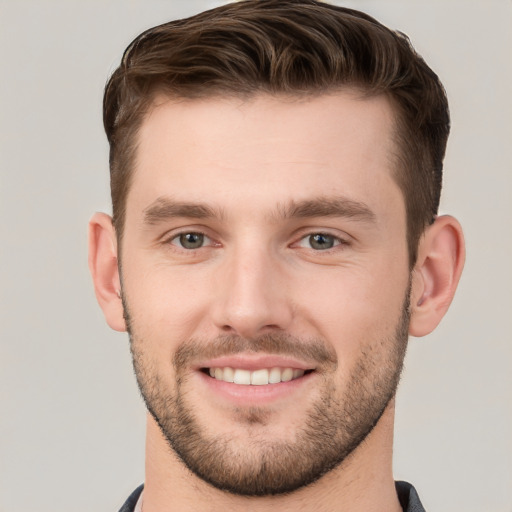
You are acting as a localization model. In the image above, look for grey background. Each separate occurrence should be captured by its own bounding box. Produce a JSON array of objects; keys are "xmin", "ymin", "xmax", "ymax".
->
[{"xmin": 1, "ymin": 1, "xmax": 510, "ymax": 511}]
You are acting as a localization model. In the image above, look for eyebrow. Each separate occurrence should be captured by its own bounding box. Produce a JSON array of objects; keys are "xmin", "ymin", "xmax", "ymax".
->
[
  {"xmin": 143, "ymin": 197, "xmax": 223, "ymax": 225},
  {"xmin": 142, "ymin": 195, "xmax": 376, "ymax": 225},
  {"xmin": 275, "ymin": 196, "xmax": 376, "ymax": 223}
]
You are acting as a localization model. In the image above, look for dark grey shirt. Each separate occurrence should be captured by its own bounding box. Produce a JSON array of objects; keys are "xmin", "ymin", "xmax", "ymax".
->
[{"xmin": 119, "ymin": 481, "xmax": 426, "ymax": 511}]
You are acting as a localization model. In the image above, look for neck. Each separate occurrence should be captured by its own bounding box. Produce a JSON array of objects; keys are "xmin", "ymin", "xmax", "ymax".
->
[{"xmin": 142, "ymin": 401, "xmax": 402, "ymax": 512}]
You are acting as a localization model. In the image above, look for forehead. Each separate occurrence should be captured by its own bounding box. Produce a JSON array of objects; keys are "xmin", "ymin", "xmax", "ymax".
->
[{"xmin": 128, "ymin": 91, "xmax": 401, "ymax": 221}]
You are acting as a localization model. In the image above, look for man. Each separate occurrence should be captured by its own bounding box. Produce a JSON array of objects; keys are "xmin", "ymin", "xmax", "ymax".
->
[{"xmin": 89, "ymin": 1, "xmax": 465, "ymax": 510}]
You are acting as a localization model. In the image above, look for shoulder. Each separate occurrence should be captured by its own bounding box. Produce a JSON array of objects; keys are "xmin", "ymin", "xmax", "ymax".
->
[
  {"xmin": 118, "ymin": 484, "xmax": 144, "ymax": 512},
  {"xmin": 395, "ymin": 481, "xmax": 427, "ymax": 512}
]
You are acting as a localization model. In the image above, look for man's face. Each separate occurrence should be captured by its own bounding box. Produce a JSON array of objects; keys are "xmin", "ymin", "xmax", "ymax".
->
[{"xmin": 120, "ymin": 92, "xmax": 411, "ymax": 495}]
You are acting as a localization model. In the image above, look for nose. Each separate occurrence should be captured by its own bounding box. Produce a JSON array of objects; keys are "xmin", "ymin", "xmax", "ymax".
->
[{"xmin": 211, "ymin": 245, "xmax": 294, "ymax": 339}]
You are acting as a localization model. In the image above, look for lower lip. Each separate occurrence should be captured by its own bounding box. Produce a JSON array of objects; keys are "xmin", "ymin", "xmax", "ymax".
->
[{"xmin": 196, "ymin": 370, "xmax": 315, "ymax": 406}]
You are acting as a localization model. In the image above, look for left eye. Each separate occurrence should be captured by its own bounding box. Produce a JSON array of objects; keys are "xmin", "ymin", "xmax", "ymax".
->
[
  {"xmin": 298, "ymin": 233, "xmax": 341, "ymax": 250},
  {"xmin": 171, "ymin": 232, "xmax": 210, "ymax": 250}
]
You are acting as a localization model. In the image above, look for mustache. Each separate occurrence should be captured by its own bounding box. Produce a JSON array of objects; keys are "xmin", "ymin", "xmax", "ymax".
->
[{"xmin": 173, "ymin": 332, "xmax": 338, "ymax": 371}]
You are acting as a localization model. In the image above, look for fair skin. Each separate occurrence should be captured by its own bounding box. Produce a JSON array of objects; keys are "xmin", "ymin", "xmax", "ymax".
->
[{"xmin": 89, "ymin": 92, "xmax": 464, "ymax": 511}]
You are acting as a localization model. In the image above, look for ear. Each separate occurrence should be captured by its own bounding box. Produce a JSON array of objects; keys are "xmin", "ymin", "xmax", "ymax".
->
[
  {"xmin": 409, "ymin": 215, "xmax": 465, "ymax": 337},
  {"xmin": 88, "ymin": 212, "xmax": 126, "ymax": 332}
]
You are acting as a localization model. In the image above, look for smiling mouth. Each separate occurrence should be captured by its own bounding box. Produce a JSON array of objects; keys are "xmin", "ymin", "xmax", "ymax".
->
[{"xmin": 202, "ymin": 367, "xmax": 314, "ymax": 385}]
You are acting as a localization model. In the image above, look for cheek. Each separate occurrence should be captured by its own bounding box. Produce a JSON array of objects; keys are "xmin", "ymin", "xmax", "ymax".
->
[
  {"xmin": 292, "ymin": 263, "xmax": 409, "ymax": 363},
  {"xmin": 123, "ymin": 251, "xmax": 228, "ymax": 355},
  {"xmin": 122, "ymin": 257, "xmax": 213, "ymax": 351}
]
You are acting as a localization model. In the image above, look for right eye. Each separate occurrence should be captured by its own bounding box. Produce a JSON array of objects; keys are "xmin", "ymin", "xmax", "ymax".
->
[{"xmin": 170, "ymin": 232, "xmax": 210, "ymax": 250}]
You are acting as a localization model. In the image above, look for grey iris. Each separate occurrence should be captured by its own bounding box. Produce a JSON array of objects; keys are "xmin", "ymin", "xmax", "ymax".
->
[
  {"xmin": 180, "ymin": 233, "xmax": 204, "ymax": 249},
  {"xmin": 309, "ymin": 234, "xmax": 335, "ymax": 250}
]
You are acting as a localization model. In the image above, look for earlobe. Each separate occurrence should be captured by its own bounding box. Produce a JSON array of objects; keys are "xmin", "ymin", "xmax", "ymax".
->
[
  {"xmin": 88, "ymin": 212, "xmax": 126, "ymax": 332},
  {"xmin": 409, "ymin": 215, "xmax": 465, "ymax": 337}
]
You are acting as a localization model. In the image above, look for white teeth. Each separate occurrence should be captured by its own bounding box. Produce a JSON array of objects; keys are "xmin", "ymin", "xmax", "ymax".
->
[
  {"xmin": 293, "ymin": 369, "xmax": 304, "ymax": 379},
  {"xmin": 269, "ymin": 367, "xmax": 282, "ymax": 384},
  {"xmin": 281, "ymin": 368, "xmax": 293, "ymax": 382},
  {"xmin": 251, "ymin": 369, "xmax": 269, "ymax": 385},
  {"xmin": 223, "ymin": 366, "xmax": 234, "ymax": 383},
  {"xmin": 207, "ymin": 366, "xmax": 306, "ymax": 385},
  {"xmin": 233, "ymin": 369, "xmax": 251, "ymax": 385}
]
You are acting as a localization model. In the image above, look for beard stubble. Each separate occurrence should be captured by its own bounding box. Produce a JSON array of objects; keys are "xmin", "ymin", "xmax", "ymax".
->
[{"xmin": 125, "ymin": 292, "xmax": 410, "ymax": 496}]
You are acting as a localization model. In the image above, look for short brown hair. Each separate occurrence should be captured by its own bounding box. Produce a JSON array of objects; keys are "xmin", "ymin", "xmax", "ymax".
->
[{"xmin": 103, "ymin": 0, "xmax": 449, "ymax": 265}]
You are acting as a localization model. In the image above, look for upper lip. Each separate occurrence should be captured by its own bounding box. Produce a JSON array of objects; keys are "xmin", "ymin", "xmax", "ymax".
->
[{"xmin": 194, "ymin": 354, "xmax": 316, "ymax": 372}]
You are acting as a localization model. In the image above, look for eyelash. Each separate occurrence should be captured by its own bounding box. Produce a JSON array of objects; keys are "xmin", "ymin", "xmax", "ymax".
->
[
  {"xmin": 166, "ymin": 231, "xmax": 215, "ymax": 250},
  {"xmin": 164, "ymin": 230, "xmax": 349, "ymax": 252},
  {"xmin": 294, "ymin": 232, "xmax": 347, "ymax": 251}
]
